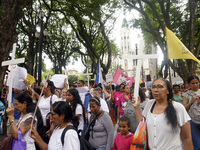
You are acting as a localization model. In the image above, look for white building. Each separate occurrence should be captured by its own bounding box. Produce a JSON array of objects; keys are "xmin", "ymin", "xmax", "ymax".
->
[{"xmin": 119, "ymin": 26, "xmax": 158, "ymax": 81}]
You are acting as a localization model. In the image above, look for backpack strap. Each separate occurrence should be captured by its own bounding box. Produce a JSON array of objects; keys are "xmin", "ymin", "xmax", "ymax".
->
[{"xmin": 61, "ymin": 125, "xmax": 76, "ymax": 146}]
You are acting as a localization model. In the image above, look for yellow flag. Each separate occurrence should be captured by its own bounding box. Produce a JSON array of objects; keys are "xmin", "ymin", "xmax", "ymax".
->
[
  {"xmin": 26, "ymin": 74, "xmax": 36, "ymax": 85},
  {"xmin": 165, "ymin": 27, "xmax": 200, "ymax": 64}
]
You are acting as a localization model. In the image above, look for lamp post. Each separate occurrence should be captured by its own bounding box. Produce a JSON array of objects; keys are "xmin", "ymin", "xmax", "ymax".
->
[
  {"xmin": 34, "ymin": 31, "xmax": 40, "ymax": 79},
  {"xmin": 38, "ymin": 10, "xmax": 45, "ymax": 86}
]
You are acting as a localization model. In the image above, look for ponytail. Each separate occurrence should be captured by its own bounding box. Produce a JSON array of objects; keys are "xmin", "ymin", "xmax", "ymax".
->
[{"xmin": 165, "ymin": 99, "xmax": 178, "ymax": 132}]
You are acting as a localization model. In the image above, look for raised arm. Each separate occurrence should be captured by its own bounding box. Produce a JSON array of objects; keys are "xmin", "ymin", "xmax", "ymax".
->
[
  {"xmin": 31, "ymin": 127, "xmax": 48, "ymax": 150},
  {"xmin": 24, "ymin": 80, "xmax": 39, "ymax": 100},
  {"xmin": 182, "ymin": 96, "xmax": 197, "ymax": 110},
  {"xmin": 132, "ymin": 96, "xmax": 143, "ymax": 124}
]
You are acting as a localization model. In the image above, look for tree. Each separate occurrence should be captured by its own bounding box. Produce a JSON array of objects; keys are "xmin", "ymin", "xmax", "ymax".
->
[
  {"xmin": 0, "ymin": 0, "xmax": 32, "ymax": 91},
  {"xmin": 123, "ymin": 0, "xmax": 200, "ymax": 83},
  {"xmin": 43, "ymin": 0, "xmax": 121, "ymax": 78},
  {"xmin": 68, "ymin": 75, "xmax": 79, "ymax": 86}
]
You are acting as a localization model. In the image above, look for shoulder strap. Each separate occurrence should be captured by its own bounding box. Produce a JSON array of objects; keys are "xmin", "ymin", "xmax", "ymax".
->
[
  {"xmin": 150, "ymin": 101, "xmax": 156, "ymax": 113},
  {"xmin": 61, "ymin": 125, "xmax": 76, "ymax": 146},
  {"xmin": 49, "ymin": 95, "xmax": 53, "ymax": 111}
]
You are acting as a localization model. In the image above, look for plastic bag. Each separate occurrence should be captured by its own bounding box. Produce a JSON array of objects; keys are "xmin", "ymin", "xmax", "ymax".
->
[
  {"xmin": 130, "ymin": 120, "xmax": 147, "ymax": 150},
  {"xmin": 12, "ymin": 129, "xmax": 26, "ymax": 150}
]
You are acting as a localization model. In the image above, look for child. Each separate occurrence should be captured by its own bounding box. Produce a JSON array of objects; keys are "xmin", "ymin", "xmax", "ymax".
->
[{"xmin": 112, "ymin": 116, "xmax": 133, "ymax": 150}]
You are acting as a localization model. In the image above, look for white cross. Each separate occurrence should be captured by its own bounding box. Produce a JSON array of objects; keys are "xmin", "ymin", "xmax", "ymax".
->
[
  {"xmin": 83, "ymin": 67, "xmax": 93, "ymax": 88},
  {"xmin": 1, "ymin": 43, "xmax": 25, "ymax": 107},
  {"xmin": 125, "ymin": 51, "xmax": 159, "ymax": 103}
]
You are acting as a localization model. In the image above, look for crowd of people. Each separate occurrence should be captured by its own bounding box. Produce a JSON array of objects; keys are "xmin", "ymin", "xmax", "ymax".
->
[{"xmin": 0, "ymin": 75, "xmax": 199, "ymax": 150}]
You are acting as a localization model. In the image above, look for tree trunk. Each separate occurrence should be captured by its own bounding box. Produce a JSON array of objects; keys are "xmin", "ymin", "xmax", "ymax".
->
[{"xmin": 0, "ymin": 0, "xmax": 32, "ymax": 91}]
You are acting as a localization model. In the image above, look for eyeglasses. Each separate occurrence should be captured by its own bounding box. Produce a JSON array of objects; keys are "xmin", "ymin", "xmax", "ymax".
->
[{"xmin": 151, "ymin": 84, "xmax": 164, "ymax": 90}]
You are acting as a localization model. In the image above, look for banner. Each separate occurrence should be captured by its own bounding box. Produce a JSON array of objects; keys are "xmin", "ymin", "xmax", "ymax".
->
[
  {"xmin": 113, "ymin": 68, "xmax": 140, "ymax": 86},
  {"xmin": 26, "ymin": 74, "xmax": 35, "ymax": 85},
  {"xmin": 6, "ymin": 66, "xmax": 27, "ymax": 90},
  {"xmin": 50, "ymin": 74, "xmax": 68, "ymax": 88}
]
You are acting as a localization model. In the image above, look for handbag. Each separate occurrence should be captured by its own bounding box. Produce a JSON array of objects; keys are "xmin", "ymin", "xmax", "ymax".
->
[
  {"xmin": 12, "ymin": 129, "xmax": 26, "ymax": 150},
  {"xmin": 130, "ymin": 119, "xmax": 147, "ymax": 150},
  {"xmin": 188, "ymin": 100, "xmax": 200, "ymax": 124},
  {"xmin": 46, "ymin": 95, "xmax": 53, "ymax": 129},
  {"xmin": 186, "ymin": 91, "xmax": 200, "ymax": 124},
  {"xmin": 0, "ymin": 134, "xmax": 13, "ymax": 150}
]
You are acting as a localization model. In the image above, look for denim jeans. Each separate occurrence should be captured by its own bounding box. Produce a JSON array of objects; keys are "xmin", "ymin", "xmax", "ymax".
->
[
  {"xmin": 190, "ymin": 120, "xmax": 200, "ymax": 150},
  {"xmin": 93, "ymin": 148, "xmax": 106, "ymax": 150}
]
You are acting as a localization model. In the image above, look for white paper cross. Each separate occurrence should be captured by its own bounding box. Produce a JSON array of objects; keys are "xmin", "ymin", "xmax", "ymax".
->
[
  {"xmin": 83, "ymin": 67, "xmax": 93, "ymax": 88},
  {"xmin": 1, "ymin": 43, "xmax": 25, "ymax": 107},
  {"xmin": 125, "ymin": 52, "xmax": 159, "ymax": 103}
]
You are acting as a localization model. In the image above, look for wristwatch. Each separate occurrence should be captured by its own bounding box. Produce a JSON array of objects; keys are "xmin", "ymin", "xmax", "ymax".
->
[{"xmin": 9, "ymin": 119, "xmax": 14, "ymax": 124}]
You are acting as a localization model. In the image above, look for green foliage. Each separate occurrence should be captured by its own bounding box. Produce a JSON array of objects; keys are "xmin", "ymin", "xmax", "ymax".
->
[
  {"xmin": 42, "ymin": 69, "xmax": 54, "ymax": 79},
  {"xmin": 68, "ymin": 75, "xmax": 79, "ymax": 86}
]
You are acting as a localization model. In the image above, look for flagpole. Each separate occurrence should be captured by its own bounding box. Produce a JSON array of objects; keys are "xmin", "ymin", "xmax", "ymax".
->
[{"xmin": 169, "ymin": 66, "xmax": 172, "ymax": 85}]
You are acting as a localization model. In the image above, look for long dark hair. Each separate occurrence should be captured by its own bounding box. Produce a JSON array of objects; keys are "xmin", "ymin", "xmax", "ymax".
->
[
  {"xmin": 188, "ymin": 75, "xmax": 199, "ymax": 83},
  {"xmin": 153, "ymin": 79, "xmax": 178, "ymax": 131},
  {"xmin": 47, "ymin": 80, "xmax": 55, "ymax": 94},
  {"xmin": 130, "ymin": 87, "xmax": 145, "ymax": 103},
  {"xmin": 67, "ymin": 88, "xmax": 86, "ymax": 122},
  {"xmin": 52, "ymin": 101, "xmax": 79, "ymax": 129},
  {"xmin": 15, "ymin": 93, "xmax": 45, "ymax": 138}
]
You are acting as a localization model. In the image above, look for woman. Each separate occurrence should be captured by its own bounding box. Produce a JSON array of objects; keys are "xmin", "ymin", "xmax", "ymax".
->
[
  {"xmin": 59, "ymin": 88, "xmax": 68, "ymax": 101},
  {"xmin": 132, "ymin": 79, "xmax": 193, "ymax": 150},
  {"xmin": 113, "ymin": 83, "xmax": 124, "ymax": 121},
  {"xmin": 88, "ymin": 97, "xmax": 114, "ymax": 150},
  {"xmin": 38, "ymin": 80, "xmax": 59, "ymax": 129},
  {"xmin": 31, "ymin": 101, "xmax": 80, "ymax": 150},
  {"xmin": 66, "ymin": 88, "xmax": 86, "ymax": 130},
  {"xmin": 182, "ymin": 75, "xmax": 200, "ymax": 150},
  {"xmin": 117, "ymin": 84, "xmax": 130, "ymax": 121},
  {"xmin": 6, "ymin": 92, "xmax": 44, "ymax": 150},
  {"xmin": 124, "ymin": 87, "xmax": 147, "ymax": 133}
]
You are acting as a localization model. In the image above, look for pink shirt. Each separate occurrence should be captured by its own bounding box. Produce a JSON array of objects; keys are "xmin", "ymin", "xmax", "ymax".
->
[
  {"xmin": 113, "ymin": 91, "xmax": 123, "ymax": 107},
  {"xmin": 112, "ymin": 132, "xmax": 133, "ymax": 150},
  {"xmin": 118, "ymin": 94, "xmax": 130, "ymax": 115}
]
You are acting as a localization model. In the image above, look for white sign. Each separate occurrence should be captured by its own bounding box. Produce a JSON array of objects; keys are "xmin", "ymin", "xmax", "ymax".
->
[
  {"xmin": 106, "ymin": 73, "xmax": 113, "ymax": 82},
  {"xmin": 6, "ymin": 66, "xmax": 27, "ymax": 90},
  {"xmin": 50, "ymin": 74, "xmax": 68, "ymax": 88},
  {"xmin": 76, "ymin": 86, "xmax": 89, "ymax": 104}
]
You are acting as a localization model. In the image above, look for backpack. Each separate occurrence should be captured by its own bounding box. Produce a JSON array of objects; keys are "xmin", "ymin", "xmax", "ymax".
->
[{"xmin": 61, "ymin": 125, "xmax": 93, "ymax": 150}]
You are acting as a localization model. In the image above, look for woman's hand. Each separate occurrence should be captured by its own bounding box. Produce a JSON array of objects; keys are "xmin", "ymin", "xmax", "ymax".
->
[
  {"xmin": 31, "ymin": 127, "xmax": 40, "ymax": 140},
  {"xmin": 124, "ymin": 95, "xmax": 129, "ymax": 100},
  {"xmin": 6, "ymin": 103, "xmax": 14, "ymax": 119},
  {"xmin": 23, "ymin": 79, "xmax": 28, "ymax": 85},
  {"xmin": 132, "ymin": 96, "xmax": 141, "ymax": 108},
  {"xmin": 190, "ymin": 96, "xmax": 197, "ymax": 104}
]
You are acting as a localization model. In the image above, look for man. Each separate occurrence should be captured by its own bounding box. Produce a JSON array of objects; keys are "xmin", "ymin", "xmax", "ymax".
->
[
  {"xmin": 173, "ymin": 84, "xmax": 183, "ymax": 104},
  {"xmin": 90, "ymin": 87, "xmax": 109, "ymax": 113},
  {"xmin": 77, "ymin": 80, "xmax": 85, "ymax": 87}
]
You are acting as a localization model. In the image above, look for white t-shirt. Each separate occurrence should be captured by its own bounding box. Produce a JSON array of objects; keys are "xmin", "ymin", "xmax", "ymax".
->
[
  {"xmin": 142, "ymin": 100, "xmax": 191, "ymax": 150},
  {"xmin": 38, "ymin": 95, "xmax": 59, "ymax": 126},
  {"xmin": 76, "ymin": 104, "xmax": 84, "ymax": 131},
  {"xmin": 48, "ymin": 126, "xmax": 80, "ymax": 150},
  {"xmin": 18, "ymin": 113, "xmax": 37, "ymax": 150}
]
